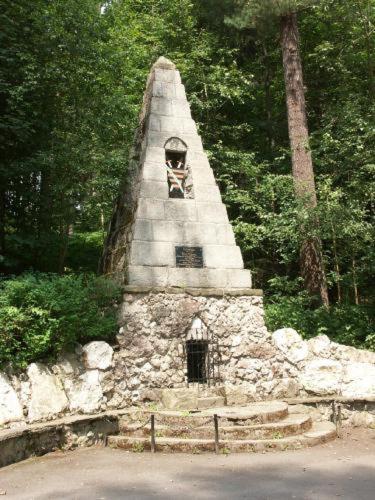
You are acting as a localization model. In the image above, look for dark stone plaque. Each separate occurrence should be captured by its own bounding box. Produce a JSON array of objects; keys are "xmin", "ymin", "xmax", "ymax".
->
[{"xmin": 175, "ymin": 246, "xmax": 204, "ymax": 268}]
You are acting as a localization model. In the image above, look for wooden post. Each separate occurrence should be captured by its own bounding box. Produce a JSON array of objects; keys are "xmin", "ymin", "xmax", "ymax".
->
[
  {"xmin": 214, "ymin": 414, "xmax": 219, "ymax": 454},
  {"xmin": 331, "ymin": 401, "xmax": 336, "ymax": 425},
  {"xmin": 337, "ymin": 404, "xmax": 342, "ymax": 438},
  {"xmin": 150, "ymin": 414, "xmax": 156, "ymax": 453}
]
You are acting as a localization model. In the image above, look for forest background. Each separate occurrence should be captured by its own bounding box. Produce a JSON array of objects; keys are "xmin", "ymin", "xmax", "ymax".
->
[{"xmin": 0, "ymin": 0, "xmax": 374, "ymax": 367}]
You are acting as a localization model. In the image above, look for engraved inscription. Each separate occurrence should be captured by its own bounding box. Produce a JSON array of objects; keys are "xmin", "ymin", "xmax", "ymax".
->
[{"xmin": 176, "ymin": 246, "xmax": 204, "ymax": 268}]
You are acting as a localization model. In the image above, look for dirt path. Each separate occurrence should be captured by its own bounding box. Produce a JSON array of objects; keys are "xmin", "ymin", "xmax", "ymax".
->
[{"xmin": 0, "ymin": 428, "xmax": 374, "ymax": 500}]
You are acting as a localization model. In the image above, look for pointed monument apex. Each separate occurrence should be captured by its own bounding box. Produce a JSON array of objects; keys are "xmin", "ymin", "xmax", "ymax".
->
[
  {"xmin": 101, "ymin": 59, "xmax": 252, "ymax": 290},
  {"xmin": 153, "ymin": 56, "xmax": 176, "ymax": 70}
]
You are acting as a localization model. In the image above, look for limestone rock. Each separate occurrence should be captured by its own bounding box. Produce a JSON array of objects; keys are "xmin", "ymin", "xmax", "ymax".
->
[
  {"xmin": 99, "ymin": 370, "xmax": 115, "ymax": 395},
  {"xmin": 64, "ymin": 370, "xmax": 103, "ymax": 413},
  {"xmin": 301, "ymin": 359, "xmax": 343, "ymax": 395},
  {"xmin": 161, "ymin": 388, "xmax": 197, "ymax": 410},
  {"xmin": 53, "ymin": 351, "xmax": 83, "ymax": 378},
  {"xmin": 231, "ymin": 335, "xmax": 242, "ymax": 347},
  {"xmin": 0, "ymin": 373, "xmax": 24, "ymax": 426},
  {"xmin": 27, "ymin": 363, "xmax": 69, "ymax": 421},
  {"xmin": 334, "ymin": 344, "xmax": 375, "ymax": 364},
  {"xmin": 243, "ymin": 342, "xmax": 277, "ymax": 359},
  {"xmin": 225, "ymin": 384, "xmax": 256, "ymax": 405},
  {"xmin": 107, "ymin": 392, "xmax": 127, "ymax": 409},
  {"xmin": 20, "ymin": 380, "xmax": 31, "ymax": 407},
  {"xmin": 342, "ymin": 362, "xmax": 375, "ymax": 398},
  {"xmin": 139, "ymin": 388, "xmax": 161, "ymax": 403},
  {"xmin": 308, "ymin": 335, "xmax": 331, "ymax": 357},
  {"xmin": 350, "ymin": 411, "xmax": 375, "ymax": 428},
  {"xmin": 82, "ymin": 341, "xmax": 113, "ymax": 370},
  {"xmin": 273, "ymin": 378, "xmax": 301, "ymax": 399},
  {"xmin": 272, "ymin": 328, "xmax": 309, "ymax": 364}
]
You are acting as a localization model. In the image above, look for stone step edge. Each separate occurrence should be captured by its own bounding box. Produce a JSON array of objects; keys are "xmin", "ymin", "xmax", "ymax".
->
[
  {"xmin": 108, "ymin": 422, "xmax": 336, "ymax": 452},
  {"xmin": 121, "ymin": 409, "xmax": 289, "ymax": 425},
  {"xmin": 120, "ymin": 414, "xmax": 312, "ymax": 434},
  {"xmin": 122, "ymin": 285, "xmax": 263, "ymax": 296},
  {"xmin": 287, "ymin": 396, "xmax": 375, "ymax": 405}
]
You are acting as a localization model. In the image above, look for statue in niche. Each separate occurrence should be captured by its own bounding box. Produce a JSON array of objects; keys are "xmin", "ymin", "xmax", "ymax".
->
[
  {"xmin": 164, "ymin": 137, "xmax": 194, "ymax": 199},
  {"xmin": 165, "ymin": 153, "xmax": 186, "ymax": 198}
]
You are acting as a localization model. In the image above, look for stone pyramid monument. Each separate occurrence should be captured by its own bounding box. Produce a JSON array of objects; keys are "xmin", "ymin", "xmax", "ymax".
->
[
  {"xmin": 101, "ymin": 56, "xmax": 251, "ymax": 290},
  {"xmin": 101, "ymin": 58, "xmax": 266, "ymax": 404}
]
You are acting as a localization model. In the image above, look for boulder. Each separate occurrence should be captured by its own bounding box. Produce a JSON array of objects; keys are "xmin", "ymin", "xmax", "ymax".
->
[
  {"xmin": 64, "ymin": 370, "xmax": 103, "ymax": 413},
  {"xmin": 350, "ymin": 411, "xmax": 375, "ymax": 428},
  {"xmin": 272, "ymin": 328, "xmax": 309, "ymax": 364},
  {"xmin": 342, "ymin": 362, "xmax": 375, "ymax": 398},
  {"xmin": 82, "ymin": 341, "xmax": 113, "ymax": 370},
  {"xmin": 0, "ymin": 373, "xmax": 24, "ymax": 426},
  {"xmin": 301, "ymin": 358, "xmax": 343, "ymax": 395},
  {"xmin": 53, "ymin": 351, "xmax": 83, "ymax": 377},
  {"xmin": 308, "ymin": 335, "xmax": 331, "ymax": 357},
  {"xmin": 27, "ymin": 363, "xmax": 69, "ymax": 421},
  {"xmin": 334, "ymin": 344, "xmax": 375, "ymax": 364}
]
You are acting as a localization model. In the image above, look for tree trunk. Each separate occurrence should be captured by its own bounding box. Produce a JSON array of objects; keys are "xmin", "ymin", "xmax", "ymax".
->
[
  {"xmin": 280, "ymin": 12, "xmax": 329, "ymax": 308},
  {"xmin": 261, "ymin": 41, "xmax": 275, "ymax": 152},
  {"xmin": 352, "ymin": 256, "xmax": 360, "ymax": 305},
  {"xmin": 0, "ymin": 185, "xmax": 6, "ymax": 258},
  {"xmin": 331, "ymin": 222, "xmax": 342, "ymax": 303}
]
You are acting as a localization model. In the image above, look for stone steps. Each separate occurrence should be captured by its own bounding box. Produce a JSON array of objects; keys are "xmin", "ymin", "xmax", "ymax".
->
[
  {"xmin": 109, "ymin": 402, "xmax": 337, "ymax": 454},
  {"xmin": 108, "ymin": 421, "xmax": 336, "ymax": 453},
  {"xmin": 120, "ymin": 414, "xmax": 312, "ymax": 440},
  {"xmin": 120, "ymin": 401, "xmax": 289, "ymax": 430}
]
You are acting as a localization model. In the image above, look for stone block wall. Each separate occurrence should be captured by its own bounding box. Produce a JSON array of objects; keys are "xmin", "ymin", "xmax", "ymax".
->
[{"xmin": 100, "ymin": 57, "xmax": 252, "ymax": 290}]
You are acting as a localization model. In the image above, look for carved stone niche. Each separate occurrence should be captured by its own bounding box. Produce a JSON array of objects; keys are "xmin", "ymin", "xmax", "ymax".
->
[{"xmin": 164, "ymin": 137, "xmax": 187, "ymax": 152}]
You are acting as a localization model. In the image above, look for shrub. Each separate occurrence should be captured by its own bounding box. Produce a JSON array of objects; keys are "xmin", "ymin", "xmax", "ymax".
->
[{"xmin": 0, "ymin": 273, "xmax": 121, "ymax": 369}]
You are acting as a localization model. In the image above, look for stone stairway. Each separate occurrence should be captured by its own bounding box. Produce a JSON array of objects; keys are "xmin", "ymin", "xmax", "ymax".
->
[{"xmin": 107, "ymin": 401, "xmax": 337, "ymax": 453}]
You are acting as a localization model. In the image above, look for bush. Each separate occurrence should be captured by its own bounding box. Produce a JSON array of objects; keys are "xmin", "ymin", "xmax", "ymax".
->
[
  {"xmin": 0, "ymin": 273, "xmax": 121, "ymax": 369},
  {"xmin": 265, "ymin": 293, "xmax": 375, "ymax": 350}
]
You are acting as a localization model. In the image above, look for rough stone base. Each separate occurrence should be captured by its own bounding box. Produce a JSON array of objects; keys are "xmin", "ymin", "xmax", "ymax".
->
[{"xmin": 113, "ymin": 289, "xmax": 288, "ymax": 405}]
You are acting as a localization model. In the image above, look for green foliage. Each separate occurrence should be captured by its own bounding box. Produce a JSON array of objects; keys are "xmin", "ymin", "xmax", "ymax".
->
[
  {"xmin": 0, "ymin": 273, "xmax": 120, "ymax": 369},
  {"xmin": 0, "ymin": 0, "xmax": 374, "ymax": 351},
  {"xmin": 66, "ymin": 232, "xmax": 105, "ymax": 273},
  {"xmin": 265, "ymin": 294, "xmax": 374, "ymax": 349},
  {"xmin": 223, "ymin": 0, "xmax": 319, "ymax": 29}
]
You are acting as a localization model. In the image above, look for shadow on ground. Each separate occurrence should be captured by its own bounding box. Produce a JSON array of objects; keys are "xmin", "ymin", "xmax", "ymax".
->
[{"xmin": 1, "ymin": 429, "xmax": 374, "ymax": 500}]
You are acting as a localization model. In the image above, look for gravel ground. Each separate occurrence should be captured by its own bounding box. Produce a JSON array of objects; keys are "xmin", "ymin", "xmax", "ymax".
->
[{"xmin": 0, "ymin": 428, "xmax": 374, "ymax": 500}]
